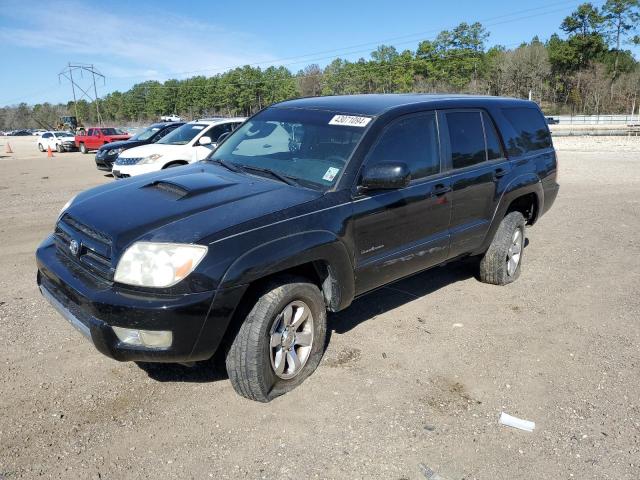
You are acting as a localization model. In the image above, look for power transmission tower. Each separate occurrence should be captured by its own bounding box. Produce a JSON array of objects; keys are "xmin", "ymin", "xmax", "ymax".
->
[{"xmin": 58, "ymin": 63, "xmax": 105, "ymax": 126}]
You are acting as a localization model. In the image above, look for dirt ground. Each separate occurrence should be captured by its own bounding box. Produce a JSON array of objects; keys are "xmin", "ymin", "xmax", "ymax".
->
[{"xmin": 0, "ymin": 134, "xmax": 639, "ymax": 480}]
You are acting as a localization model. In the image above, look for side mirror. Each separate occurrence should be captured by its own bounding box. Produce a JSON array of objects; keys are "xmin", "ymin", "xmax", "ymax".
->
[
  {"xmin": 217, "ymin": 131, "xmax": 231, "ymax": 144},
  {"xmin": 198, "ymin": 136, "xmax": 212, "ymax": 146},
  {"xmin": 360, "ymin": 162, "xmax": 411, "ymax": 191}
]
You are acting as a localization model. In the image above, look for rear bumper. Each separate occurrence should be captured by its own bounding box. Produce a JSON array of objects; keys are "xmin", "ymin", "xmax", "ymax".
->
[
  {"xmin": 541, "ymin": 181, "xmax": 560, "ymax": 216},
  {"xmin": 36, "ymin": 235, "xmax": 245, "ymax": 363}
]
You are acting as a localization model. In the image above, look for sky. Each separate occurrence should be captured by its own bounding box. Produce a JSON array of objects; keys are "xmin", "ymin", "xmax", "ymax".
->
[{"xmin": 0, "ymin": 0, "xmax": 637, "ymax": 106}]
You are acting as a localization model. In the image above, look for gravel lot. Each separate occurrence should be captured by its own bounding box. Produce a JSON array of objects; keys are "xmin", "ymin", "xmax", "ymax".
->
[{"xmin": 0, "ymin": 135, "xmax": 639, "ymax": 479}]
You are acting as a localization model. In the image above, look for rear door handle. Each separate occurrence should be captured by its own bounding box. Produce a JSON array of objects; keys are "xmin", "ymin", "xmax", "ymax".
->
[
  {"xmin": 494, "ymin": 167, "xmax": 509, "ymax": 179},
  {"xmin": 430, "ymin": 184, "xmax": 452, "ymax": 197}
]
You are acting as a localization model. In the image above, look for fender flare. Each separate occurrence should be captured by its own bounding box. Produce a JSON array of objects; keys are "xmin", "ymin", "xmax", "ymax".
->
[
  {"xmin": 219, "ymin": 230, "xmax": 355, "ymax": 311},
  {"xmin": 478, "ymin": 173, "xmax": 543, "ymax": 253}
]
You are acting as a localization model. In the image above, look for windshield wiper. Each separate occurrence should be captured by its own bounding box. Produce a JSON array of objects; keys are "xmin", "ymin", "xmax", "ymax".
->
[
  {"xmin": 238, "ymin": 165, "xmax": 299, "ymax": 186},
  {"xmin": 209, "ymin": 158, "xmax": 243, "ymax": 173}
]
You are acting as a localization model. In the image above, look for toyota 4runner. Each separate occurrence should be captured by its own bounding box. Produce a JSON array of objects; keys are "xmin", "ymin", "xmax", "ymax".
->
[{"xmin": 36, "ymin": 94, "xmax": 559, "ymax": 402}]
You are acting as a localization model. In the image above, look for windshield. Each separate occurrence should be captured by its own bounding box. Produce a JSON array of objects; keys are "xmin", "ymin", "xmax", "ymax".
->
[
  {"xmin": 210, "ymin": 108, "xmax": 368, "ymax": 190},
  {"xmin": 131, "ymin": 126, "xmax": 161, "ymax": 141},
  {"xmin": 54, "ymin": 131, "xmax": 73, "ymax": 137},
  {"xmin": 101, "ymin": 128, "xmax": 126, "ymax": 135},
  {"xmin": 158, "ymin": 123, "xmax": 207, "ymax": 145}
]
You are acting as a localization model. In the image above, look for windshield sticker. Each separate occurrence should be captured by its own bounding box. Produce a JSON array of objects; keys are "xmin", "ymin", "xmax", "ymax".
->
[
  {"xmin": 329, "ymin": 115, "xmax": 372, "ymax": 127},
  {"xmin": 322, "ymin": 167, "xmax": 340, "ymax": 182},
  {"xmin": 191, "ymin": 126, "xmax": 205, "ymax": 130}
]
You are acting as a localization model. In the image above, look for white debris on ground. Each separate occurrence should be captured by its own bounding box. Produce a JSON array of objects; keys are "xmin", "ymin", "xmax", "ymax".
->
[{"xmin": 499, "ymin": 412, "xmax": 536, "ymax": 432}]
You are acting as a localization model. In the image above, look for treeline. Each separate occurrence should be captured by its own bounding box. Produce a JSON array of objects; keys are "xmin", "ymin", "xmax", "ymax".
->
[{"xmin": 2, "ymin": 1, "xmax": 639, "ymax": 129}]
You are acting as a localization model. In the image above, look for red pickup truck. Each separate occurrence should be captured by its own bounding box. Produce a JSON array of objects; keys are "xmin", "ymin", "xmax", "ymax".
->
[{"xmin": 75, "ymin": 127, "xmax": 131, "ymax": 154}]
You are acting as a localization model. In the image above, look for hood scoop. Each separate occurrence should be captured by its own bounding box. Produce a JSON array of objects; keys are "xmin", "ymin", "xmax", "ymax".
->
[{"xmin": 144, "ymin": 171, "xmax": 236, "ymax": 199}]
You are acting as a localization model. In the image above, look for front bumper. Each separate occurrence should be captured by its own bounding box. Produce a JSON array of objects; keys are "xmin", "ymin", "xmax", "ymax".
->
[
  {"xmin": 95, "ymin": 155, "xmax": 116, "ymax": 171},
  {"xmin": 36, "ymin": 235, "xmax": 245, "ymax": 363},
  {"xmin": 112, "ymin": 162, "xmax": 162, "ymax": 178}
]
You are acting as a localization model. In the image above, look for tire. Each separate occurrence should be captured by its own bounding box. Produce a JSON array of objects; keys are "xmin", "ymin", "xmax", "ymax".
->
[
  {"xmin": 163, "ymin": 162, "xmax": 183, "ymax": 169},
  {"xmin": 226, "ymin": 276, "xmax": 327, "ymax": 402},
  {"xmin": 56, "ymin": 144, "xmax": 64, "ymax": 153},
  {"xmin": 79, "ymin": 143, "xmax": 87, "ymax": 154},
  {"xmin": 38, "ymin": 143, "xmax": 44, "ymax": 152},
  {"xmin": 479, "ymin": 211, "xmax": 526, "ymax": 285}
]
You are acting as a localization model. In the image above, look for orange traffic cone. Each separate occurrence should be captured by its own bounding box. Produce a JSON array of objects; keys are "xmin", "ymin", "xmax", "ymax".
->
[
  {"xmin": 5, "ymin": 142, "xmax": 12, "ymax": 154},
  {"xmin": 47, "ymin": 145, "xmax": 54, "ymax": 158}
]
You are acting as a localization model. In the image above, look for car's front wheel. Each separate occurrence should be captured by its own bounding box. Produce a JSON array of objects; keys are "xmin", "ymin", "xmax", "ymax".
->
[
  {"xmin": 226, "ymin": 276, "xmax": 327, "ymax": 402},
  {"xmin": 479, "ymin": 211, "xmax": 526, "ymax": 285}
]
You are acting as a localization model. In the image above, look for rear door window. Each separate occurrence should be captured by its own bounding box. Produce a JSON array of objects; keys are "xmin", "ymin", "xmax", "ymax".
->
[
  {"xmin": 446, "ymin": 111, "xmax": 486, "ymax": 169},
  {"xmin": 482, "ymin": 112, "xmax": 505, "ymax": 161},
  {"xmin": 501, "ymin": 107, "xmax": 552, "ymax": 156},
  {"xmin": 366, "ymin": 112, "xmax": 440, "ymax": 180}
]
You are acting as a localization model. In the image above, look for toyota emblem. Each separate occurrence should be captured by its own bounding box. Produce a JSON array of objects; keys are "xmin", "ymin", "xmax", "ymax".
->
[{"xmin": 69, "ymin": 239, "xmax": 80, "ymax": 256}]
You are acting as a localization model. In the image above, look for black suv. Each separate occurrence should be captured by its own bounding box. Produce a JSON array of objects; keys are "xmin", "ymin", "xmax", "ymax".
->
[
  {"xmin": 37, "ymin": 94, "xmax": 559, "ymax": 402},
  {"xmin": 94, "ymin": 122, "xmax": 184, "ymax": 171}
]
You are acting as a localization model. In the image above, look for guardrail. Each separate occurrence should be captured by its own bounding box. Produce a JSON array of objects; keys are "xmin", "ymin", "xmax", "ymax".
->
[{"xmin": 546, "ymin": 114, "xmax": 640, "ymax": 125}]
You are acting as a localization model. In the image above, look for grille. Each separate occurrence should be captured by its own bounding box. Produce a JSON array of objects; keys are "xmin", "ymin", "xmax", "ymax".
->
[
  {"xmin": 54, "ymin": 214, "xmax": 114, "ymax": 281},
  {"xmin": 115, "ymin": 157, "xmax": 142, "ymax": 165}
]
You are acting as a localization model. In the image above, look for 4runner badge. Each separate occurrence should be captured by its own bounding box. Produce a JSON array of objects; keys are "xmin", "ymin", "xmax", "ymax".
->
[{"xmin": 69, "ymin": 239, "xmax": 80, "ymax": 256}]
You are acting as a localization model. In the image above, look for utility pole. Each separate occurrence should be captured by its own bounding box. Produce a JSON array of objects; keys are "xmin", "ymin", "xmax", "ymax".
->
[
  {"xmin": 67, "ymin": 63, "xmax": 79, "ymax": 121},
  {"xmin": 59, "ymin": 63, "xmax": 105, "ymax": 126}
]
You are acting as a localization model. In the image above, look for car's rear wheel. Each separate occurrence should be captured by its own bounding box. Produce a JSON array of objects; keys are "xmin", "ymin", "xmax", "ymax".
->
[
  {"xmin": 479, "ymin": 211, "xmax": 526, "ymax": 285},
  {"xmin": 226, "ymin": 276, "xmax": 327, "ymax": 402},
  {"xmin": 38, "ymin": 143, "xmax": 44, "ymax": 152},
  {"xmin": 79, "ymin": 143, "xmax": 87, "ymax": 154}
]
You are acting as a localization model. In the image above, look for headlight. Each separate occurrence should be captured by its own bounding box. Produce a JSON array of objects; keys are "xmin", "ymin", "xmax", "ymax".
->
[
  {"xmin": 59, "ymin": 194, "xmax": 76, "ymax": 217},
  {"xmin": 138, "ymin": 153, "xmax": 163, "ymax": 164},
  {"xmin": 107, "ymin": 148, "xmax": 124, "ymax": 156},
  {"xmin": 114, "ymin": 242, "xmax": 208, "ymax": 288}
]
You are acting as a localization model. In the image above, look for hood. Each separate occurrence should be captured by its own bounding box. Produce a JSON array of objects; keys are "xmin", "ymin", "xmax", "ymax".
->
[
  {"xmin": 98, "ymin": 139, "xmax": 147, "ymax": 151},
  {"xmin": 118, "ymin": 143, "xmax": 188, "ymax": 160},
  {"xmin": 66, "ymin": 163, "xmax": 322, "ymax": 255},
  {"xmin": 104, "ymin": 134, "xmax": 131, "ymax": 141}
]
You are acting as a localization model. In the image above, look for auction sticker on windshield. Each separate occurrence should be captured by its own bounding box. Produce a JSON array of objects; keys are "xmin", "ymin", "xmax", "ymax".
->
[
  {"xmin": 328, "ymin": 115, "xmax": 372, "ymax": 127},
  {"xmin": 322, "ymin": 167, "xmax": 340, "ymax": 182}
]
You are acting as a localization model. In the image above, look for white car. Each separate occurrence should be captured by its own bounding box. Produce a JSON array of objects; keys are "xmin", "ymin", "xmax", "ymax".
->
[
  {"xmin": 37, "ymin": 131, "xmax": 76, "ymax": 153},
  {"xmin": 160, "ymin": 114, "xmax": 182, "ymax": 122},
  {"xmin": 112, "ymin": 118, "xmax": 245, "ymax": 178}
]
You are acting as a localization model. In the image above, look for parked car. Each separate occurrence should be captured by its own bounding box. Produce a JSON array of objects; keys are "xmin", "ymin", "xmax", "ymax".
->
[
  {"xmin": 95, "ymin": 122, "xmax": 185, "ymax": 171},
  {"xmin": 75, "ymin": 127, "xmax": 131, "ymax": 154},
  {"xmin": 112, "ymin": 118, "xmax": 244, "ymax": 178},
  {"xmin": 546, "ymin": 116, "xmax": 559, "ymax": 125},
  {"xmin": 9, "ymin": 129, "xmax": 32, "ymax": 136},
  {"xmin": 37, "ymin": 131, "xmax": 76, "ymax": 153},
  {"xmin": 161, "ymin": 114, "xmax": 182, "ymax": 122},
  {"xmin": 36, "ymin": 94, "xmax": 559, "ymax": 402}
]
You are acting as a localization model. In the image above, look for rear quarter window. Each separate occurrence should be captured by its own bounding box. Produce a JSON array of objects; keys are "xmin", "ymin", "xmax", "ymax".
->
[{"xmin": 501, "ymin": 107, "xmax": 552, "ymax": 156}]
